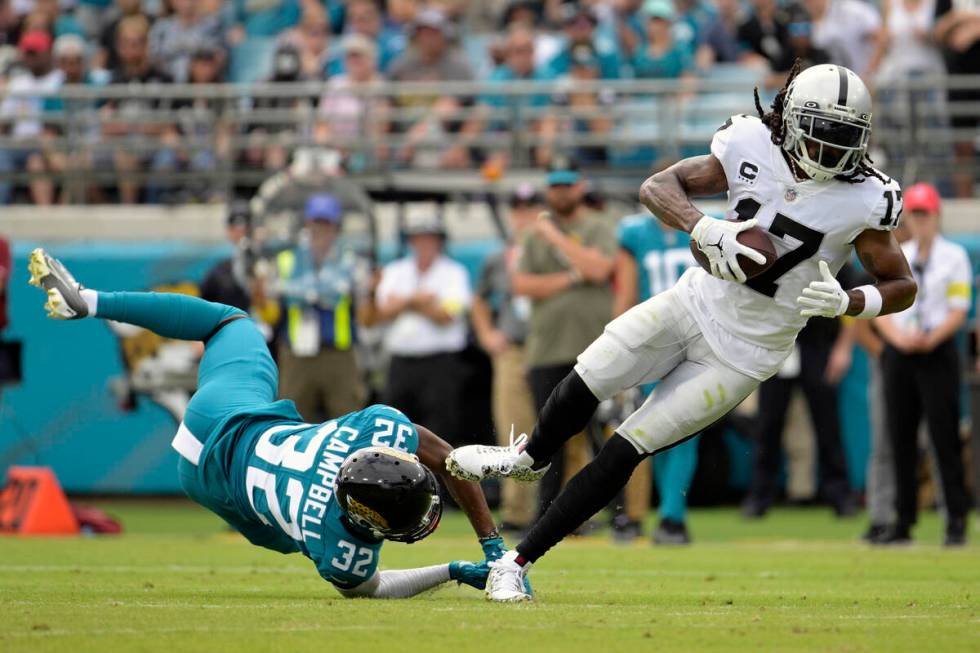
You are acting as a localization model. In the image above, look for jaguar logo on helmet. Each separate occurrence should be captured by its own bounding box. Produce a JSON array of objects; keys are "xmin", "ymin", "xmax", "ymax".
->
[
  {"xmin": 344, "ymin": 496, "xmax": 390, "ymax": 530},
  {"xmin": 781, "ymin": 64, "xmax": 872, "ymax": 183},
  {"xmin": 335, "ymin": 446, "xmax": 443, "ymax": 543}
]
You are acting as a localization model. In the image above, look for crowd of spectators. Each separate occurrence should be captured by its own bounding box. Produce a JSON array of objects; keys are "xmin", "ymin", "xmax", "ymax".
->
[{"xmin": 0, "ymin": 0, "xmax": 976, "ymax": 204}]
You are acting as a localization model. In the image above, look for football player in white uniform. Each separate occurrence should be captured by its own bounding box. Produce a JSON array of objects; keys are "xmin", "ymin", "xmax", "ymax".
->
[{"xmin": 447, "ymin": 62, "xmax": 918, "ymax": 602}]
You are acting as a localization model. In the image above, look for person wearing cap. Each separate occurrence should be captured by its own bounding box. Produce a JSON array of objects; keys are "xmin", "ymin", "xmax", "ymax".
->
[
  {"xmin": 0, "ymin": 29, "xmax": 62, "ymax": 205},
  {"xmin": 873, "ymin": 183, "xmax": 971, "ymax": 546},
  {"xmin": 629, "ymin": 0, "xmax": 696, "ymax": 80},
  {"xmin": 271, "ymin": 193, "xmax": 367, "ymax": 422},
  {"xmin": 199, "ymin": 201, "xmax": 255, "ymax": 314},
  {"xmin": 375, "ymin": 212, "xmax": 472, "ymax": 446},
  {"xmin": 514, "ymin": 159, "xmax": 615, "ymax": 520},
  {"xmin": 316, "ymin": 33, "xmax": 390, "ymax": 166},
  {"xmin": 546, "ymin": 5, "xmax": 624, "ymax": 79},
  {"xmin": 471, "ymin": 184, "xmax": 544, "ymax": 534}
]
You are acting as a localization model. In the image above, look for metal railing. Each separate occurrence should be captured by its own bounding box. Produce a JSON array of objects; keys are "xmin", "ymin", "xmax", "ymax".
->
[{"xmin": 0, "ymin": 74, "xmax": 976, "ymax": 203}]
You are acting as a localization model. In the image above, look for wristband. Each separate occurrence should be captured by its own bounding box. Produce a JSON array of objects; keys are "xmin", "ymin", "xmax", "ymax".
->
[
  {"xmin": 855, "ymin": 285, "xmax": 882, "ymax": 319},
  {"xmin": 478, "ymin": 529, "xmax": 500, "ymax": 543}
]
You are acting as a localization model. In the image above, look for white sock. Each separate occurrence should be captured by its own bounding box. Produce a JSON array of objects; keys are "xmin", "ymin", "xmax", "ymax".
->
[
  {"xmin": 516, "ymin": 450, "xmax": 535, "ymax": 467},
  {"xmin": 80, "ymin": 289, "xmax": 98, "ymax": 316}
]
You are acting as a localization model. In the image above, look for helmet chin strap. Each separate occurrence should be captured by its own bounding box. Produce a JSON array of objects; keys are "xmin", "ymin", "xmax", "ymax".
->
[{"xmin": 780, "ymin": 148, "xmax": 814, "ymax": 183}]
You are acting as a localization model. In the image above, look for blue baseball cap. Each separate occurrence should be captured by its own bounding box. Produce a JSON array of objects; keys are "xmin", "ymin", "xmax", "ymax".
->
[
  {"xmin": 545, "ymin": 156, "xmax": 582, "ymax": 186},
  {"xmin": 304, "ymin": 193, "xmax": 342, "ymax": 223}
]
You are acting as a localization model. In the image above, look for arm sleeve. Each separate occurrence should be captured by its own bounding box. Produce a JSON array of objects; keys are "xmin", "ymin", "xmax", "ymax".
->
[
  {"xmin": 947, "ymin": 248, "xmax": 973, "ymax": 311},
  {"xmin": 710, "ymin": 116, "xmax": 736, "ymax": 163},
  {"xmin": 334, "ymin": 565, "xmax": 452, "ymax": 599}
]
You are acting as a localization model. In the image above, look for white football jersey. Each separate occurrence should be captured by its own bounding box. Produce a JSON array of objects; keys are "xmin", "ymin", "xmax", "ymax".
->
[{"xmin": 675, "ymin": 114, "xmax": 902, "ymax": 380}]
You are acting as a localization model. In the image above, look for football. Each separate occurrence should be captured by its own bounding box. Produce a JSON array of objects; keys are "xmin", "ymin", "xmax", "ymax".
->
[{"xmin": 689, "ymin": 223, "xmax": 778, "ymax": 279}]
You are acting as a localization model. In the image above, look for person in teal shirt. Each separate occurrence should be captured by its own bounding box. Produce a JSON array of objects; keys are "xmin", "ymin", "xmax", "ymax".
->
[
  {"xmin": 630, "ymin": 0, "xmax": 696, "ymax": 79},
  {"xmin": 613, "ymin": 213, "xmax": 700, "ymax": 544},
  {"xmin": 28, "ymin": 248, "xmax": 513, "ymax": 598},
  {"xmin": 547, "ymin": 5, "xmax": 624, "ymax": 80}
]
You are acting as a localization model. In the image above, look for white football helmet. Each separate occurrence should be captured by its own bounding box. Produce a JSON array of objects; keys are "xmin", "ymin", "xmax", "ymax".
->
[{"xmin": 781, "ymin": 64, "xmax": 872, "ymax": 182}]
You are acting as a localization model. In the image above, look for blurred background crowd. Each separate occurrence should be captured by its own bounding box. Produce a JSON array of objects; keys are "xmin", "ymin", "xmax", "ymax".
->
[
  {"xmin": 0, "ymin": 0, "xmax": 975, "ymax": 204},
  {"xmin": 0, "ymin": 0, "xmax": 978, "ymax": 548}
]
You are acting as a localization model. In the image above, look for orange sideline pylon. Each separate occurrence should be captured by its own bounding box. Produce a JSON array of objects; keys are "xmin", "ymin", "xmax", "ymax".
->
[{"xmin": 0, "ymin": 466, "xmax": 80, "ymax": 535}]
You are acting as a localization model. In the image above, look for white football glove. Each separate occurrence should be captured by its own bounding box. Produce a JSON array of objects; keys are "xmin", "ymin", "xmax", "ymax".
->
[
  {"xmin": 797, "ymin": 260, "xmax": 849, "ymax": 318},
  {"xmin": 690, "ymin": 216, "xmax": 768, "ymax": 283}
]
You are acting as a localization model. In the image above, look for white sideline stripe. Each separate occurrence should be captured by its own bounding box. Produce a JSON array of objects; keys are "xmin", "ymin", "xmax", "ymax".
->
[
  {"xmin": 171, "ymin": 422, "xmax": 202, "ymax": 466},
  {"xmin": 7, "ymin": 615, "xmax": 975, "ymax": 639}
]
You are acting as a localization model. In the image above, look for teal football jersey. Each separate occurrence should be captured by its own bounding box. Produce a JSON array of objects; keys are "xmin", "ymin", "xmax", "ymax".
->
[
  {"xmin": 617, "ymin": 214, "xmax": 697, "ymax": 302},
  {"xmin": 192, "ymin": 403, "xmax": 419, "ymax": 588}
]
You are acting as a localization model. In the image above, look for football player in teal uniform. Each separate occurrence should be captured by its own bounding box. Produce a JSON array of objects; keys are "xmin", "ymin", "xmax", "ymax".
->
[
  {"xmin": 28, "ymin": 248, "xmax": 509, "ymax": 598},
  {"xmin": 615, "ymin": 214, "xmax": 700, "ymax": 545}
]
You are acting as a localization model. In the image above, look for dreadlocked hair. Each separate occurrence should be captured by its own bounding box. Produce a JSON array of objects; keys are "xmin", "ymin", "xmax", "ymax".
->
[
  {"xmin": 753, "ymin": 60, "xmax": 801, "ymax": 147},
  {"xmin": 752, "ymin": 59, "xmax": 886, "ymax": 185}
]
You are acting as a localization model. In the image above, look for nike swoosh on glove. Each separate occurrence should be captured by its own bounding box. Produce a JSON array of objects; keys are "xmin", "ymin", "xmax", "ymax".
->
[
  {"xmin": 797, "ymin": 260, "xmax": 849, "ymax": 318},
  {"xmin": 449, "ymin": 560, "xmax": 490, "ymax": 590},
  {"xmin": 690, "ymin": 216, "xmax": 768, "ymax": 284}
]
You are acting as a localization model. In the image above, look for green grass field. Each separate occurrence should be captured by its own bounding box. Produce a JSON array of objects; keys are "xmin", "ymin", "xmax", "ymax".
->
[{"xmin": 0, "ymin": 500, "xmax": 977, "ymax": 653}]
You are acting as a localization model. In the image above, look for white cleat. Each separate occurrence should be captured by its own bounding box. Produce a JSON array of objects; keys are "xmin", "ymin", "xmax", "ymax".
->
[
  {"xmin": 445, "ymin": 426, "xmax": 550, "ymax": 482},
  {"xmin": 486, "ymin": 550, "xmax": 532, "ymax": 602},
  {"xmin": 28, "ymin": 248, "xmax": 89, "ymax": 320}
]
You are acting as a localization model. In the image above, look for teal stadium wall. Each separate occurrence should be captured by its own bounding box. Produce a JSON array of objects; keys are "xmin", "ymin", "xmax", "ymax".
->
[{"xmin": 2, "ymin": 237, "xmax": 978, "ymax": 494}]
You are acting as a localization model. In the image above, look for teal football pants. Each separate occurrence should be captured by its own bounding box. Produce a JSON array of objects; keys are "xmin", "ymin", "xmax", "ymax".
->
[
  {"xmin": 652, "ymin": 435, "xmax": 699, "ymax": 523},
  {"xmin": 95, "ymin": 291, "xmax": 278, "ymax": 438}
]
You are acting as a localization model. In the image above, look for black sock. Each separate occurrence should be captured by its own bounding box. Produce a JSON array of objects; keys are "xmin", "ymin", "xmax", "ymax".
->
[
  {"xmin": 517, "ymin": 434, "xmax": 646, "ymax": 563},
  {"xmin": 525, "ymin": 371, "xmax": 599, "ymax": 468}
]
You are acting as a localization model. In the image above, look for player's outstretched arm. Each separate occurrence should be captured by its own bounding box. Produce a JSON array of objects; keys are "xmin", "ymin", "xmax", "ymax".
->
[
  {"xmin": 334, "ymin": 561, "xmax": 490, "ymax": 599},
  {"xmin": 415, "ymin": 425, "xmax": 498, "ymax": 541},
  {"xmin": 638, "ymin": 154, "xmax": 729, "ymax": 233}
]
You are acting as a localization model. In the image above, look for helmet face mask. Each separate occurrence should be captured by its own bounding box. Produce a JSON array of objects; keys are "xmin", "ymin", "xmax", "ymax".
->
[
  {"xmin": 336, "ymin": 446, "xmax": 444, "ymax": 544},
  {"xmin": 780, "ymin": 65, "xmax": 872, "ymax": 182}
]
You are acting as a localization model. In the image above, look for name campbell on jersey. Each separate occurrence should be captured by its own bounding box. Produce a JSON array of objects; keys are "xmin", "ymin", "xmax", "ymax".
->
[
  {"xmin": 179, "ymin": 402, "xmax": 418, "ymax": 588},
  {"xmin": 675, "ymin": 114, "xmax": 902, "ymax": 379}
]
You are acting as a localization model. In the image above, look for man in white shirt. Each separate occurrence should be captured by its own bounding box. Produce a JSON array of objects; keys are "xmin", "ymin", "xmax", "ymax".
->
[
  {"xmin": 375, "ymin": 212, "xmax": 473, "ymax": 446},
  {"xmin": 874, "ymin": 183, "xmax": 971, "ymax": 546}
]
